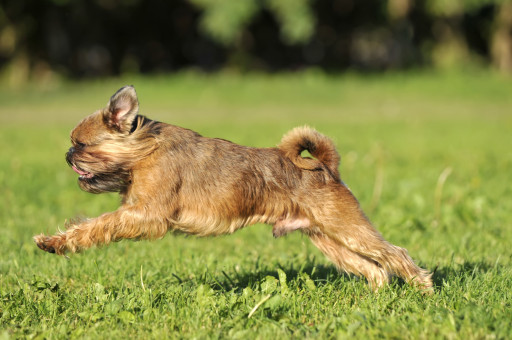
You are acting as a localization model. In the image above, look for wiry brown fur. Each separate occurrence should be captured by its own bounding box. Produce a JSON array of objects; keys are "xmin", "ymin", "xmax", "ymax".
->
[{"xmin": 34, "ymin": 86, "xmax": 433, "ymax": 292}]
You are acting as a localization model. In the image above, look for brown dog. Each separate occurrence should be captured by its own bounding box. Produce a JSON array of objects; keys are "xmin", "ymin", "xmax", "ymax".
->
[{"xmin": 34, "ymin": 86, "xmax": 432, "ymax": 291}]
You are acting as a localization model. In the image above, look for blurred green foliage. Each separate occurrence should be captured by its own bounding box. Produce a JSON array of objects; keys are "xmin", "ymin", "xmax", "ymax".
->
[
  {"xmin": 186, "ymin": 0, "xmax": 316, "ymax": 45},
  {"xmin": 266, "ymin": 0, "xmax": 315, "ymax": 45},
  {"xmin": 1, "ymin": 0, "xmax": 512, "ymax": 84},
  {"xmin": 189, "ymin": 0, "xmax": 260, "ymax": 45},
  {"xmin": 427, "ymin": 0, "xmax": 506, "ymax": 15}
]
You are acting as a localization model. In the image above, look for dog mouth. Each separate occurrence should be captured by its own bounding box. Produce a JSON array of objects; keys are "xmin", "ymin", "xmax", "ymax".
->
[{"xmin": 71, "ymin": 165, "xmax": 94, "ymax": 179}]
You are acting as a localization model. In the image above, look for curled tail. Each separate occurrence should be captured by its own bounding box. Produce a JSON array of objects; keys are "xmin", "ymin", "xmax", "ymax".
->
[{"xmin": 278, "ymin": 126, "xmax": 341, "ymax": 181}]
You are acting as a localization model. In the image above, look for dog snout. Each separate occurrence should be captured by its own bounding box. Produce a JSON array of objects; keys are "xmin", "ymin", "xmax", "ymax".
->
[{"xmin": 66, "ymin": 147, "xmax": 75, "ymax": 165}]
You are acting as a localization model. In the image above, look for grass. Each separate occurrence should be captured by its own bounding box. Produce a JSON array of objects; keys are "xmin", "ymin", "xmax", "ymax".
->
[{"xmin": 1, "ymin": 70, "xmax": 511, "ymax": 339}]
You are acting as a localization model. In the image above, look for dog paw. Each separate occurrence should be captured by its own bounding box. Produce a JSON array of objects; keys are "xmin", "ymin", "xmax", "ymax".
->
[{"xmin": 34, "ymin": 234, "xmax": 66, "ymax": 255}]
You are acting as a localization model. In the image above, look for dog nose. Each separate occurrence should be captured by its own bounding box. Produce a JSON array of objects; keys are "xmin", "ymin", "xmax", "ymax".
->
[{"xmin": 66, "ymin": 147, "xmax": 75, "ymax": 165}]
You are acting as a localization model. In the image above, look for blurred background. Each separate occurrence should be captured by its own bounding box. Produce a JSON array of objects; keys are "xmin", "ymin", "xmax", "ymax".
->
[{"xmin": 1, "ymin": 0, "xmax": 512, "ymax": 85}]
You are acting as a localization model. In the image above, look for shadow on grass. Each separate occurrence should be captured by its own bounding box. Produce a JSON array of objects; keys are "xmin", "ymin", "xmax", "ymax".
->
[
  {"xmin": 185, "ymin": 258, "xmax": 502, "ymax": 293},
  {"xmin": 183, "ymin": 260, "xmax": 354, "ymax": 292}
]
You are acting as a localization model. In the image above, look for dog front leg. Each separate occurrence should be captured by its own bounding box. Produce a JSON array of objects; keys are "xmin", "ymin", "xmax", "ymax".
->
[{"xmin": 34, "ymin": 207, "xmax": 168, "ymax": 255}]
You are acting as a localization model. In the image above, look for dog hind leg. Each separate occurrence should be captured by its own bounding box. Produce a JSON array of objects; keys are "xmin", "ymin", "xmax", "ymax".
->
[
  {"xmin": 316, "ymin": 219, "xmax": 433, "ymax": 291},
  {"xmin": 306, "ymin": 187, "xmax": 432, "ymax": 290},
  {"xmin": 308, "ymin": 232, "xmax": 390, "ymax": 289}
]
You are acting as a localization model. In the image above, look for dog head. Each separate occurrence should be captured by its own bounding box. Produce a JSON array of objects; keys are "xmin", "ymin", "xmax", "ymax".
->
[{"xmin": 66, "ymin": 86, "xmax": 156, "ymax": 193}]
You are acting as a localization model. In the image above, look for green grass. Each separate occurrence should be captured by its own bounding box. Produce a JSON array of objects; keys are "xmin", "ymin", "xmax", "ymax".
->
[{"xmin": 1, "ymin": 71, "xmax": 511, "ymax": 339}]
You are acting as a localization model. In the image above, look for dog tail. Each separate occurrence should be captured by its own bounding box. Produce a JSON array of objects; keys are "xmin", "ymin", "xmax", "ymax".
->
[{"xmin": 278, "ymin": 126, "xmax": 341, "ymax": 181}]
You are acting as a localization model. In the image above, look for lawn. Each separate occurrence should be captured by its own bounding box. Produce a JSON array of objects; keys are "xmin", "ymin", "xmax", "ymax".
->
[{"xmin": 1, "ymin": 71, "xmax": 511, "ymax": 339}]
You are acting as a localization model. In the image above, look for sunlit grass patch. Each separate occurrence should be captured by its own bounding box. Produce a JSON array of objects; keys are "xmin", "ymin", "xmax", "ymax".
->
[{"xmin": 1, "ymin": 71, "xmax": 511, "ymax": 339}]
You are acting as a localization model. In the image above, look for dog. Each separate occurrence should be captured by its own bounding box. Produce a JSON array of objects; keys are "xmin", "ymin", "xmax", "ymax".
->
[{"xmin": 34, "ymin": 85, "xmax": 433, "ymax": 291}]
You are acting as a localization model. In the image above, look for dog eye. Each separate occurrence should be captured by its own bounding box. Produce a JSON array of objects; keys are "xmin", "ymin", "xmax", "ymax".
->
[{"xmin": 74, "ymin": 141, "xmax": 86, "ymax": 148}]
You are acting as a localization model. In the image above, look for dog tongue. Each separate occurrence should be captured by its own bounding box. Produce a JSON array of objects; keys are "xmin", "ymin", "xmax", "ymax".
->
[{"xmin": 72, "ymin": 165, "xmax": 89, "ymax": 176}]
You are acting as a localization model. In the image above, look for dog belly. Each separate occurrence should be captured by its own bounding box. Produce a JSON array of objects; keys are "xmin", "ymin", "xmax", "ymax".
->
[
  {"xmin": 170, "ymin": 212, "xmax": 273, "ymax": 237},
  {"xmin": 170, "ymin": 210, "xmax": 312, "ymax": 239}
]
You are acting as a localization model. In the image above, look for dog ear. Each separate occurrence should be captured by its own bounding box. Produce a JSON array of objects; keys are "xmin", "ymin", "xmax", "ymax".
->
[{"xmin": 105, "ymin": 85, "xmax": 139, "ymax": 133}]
